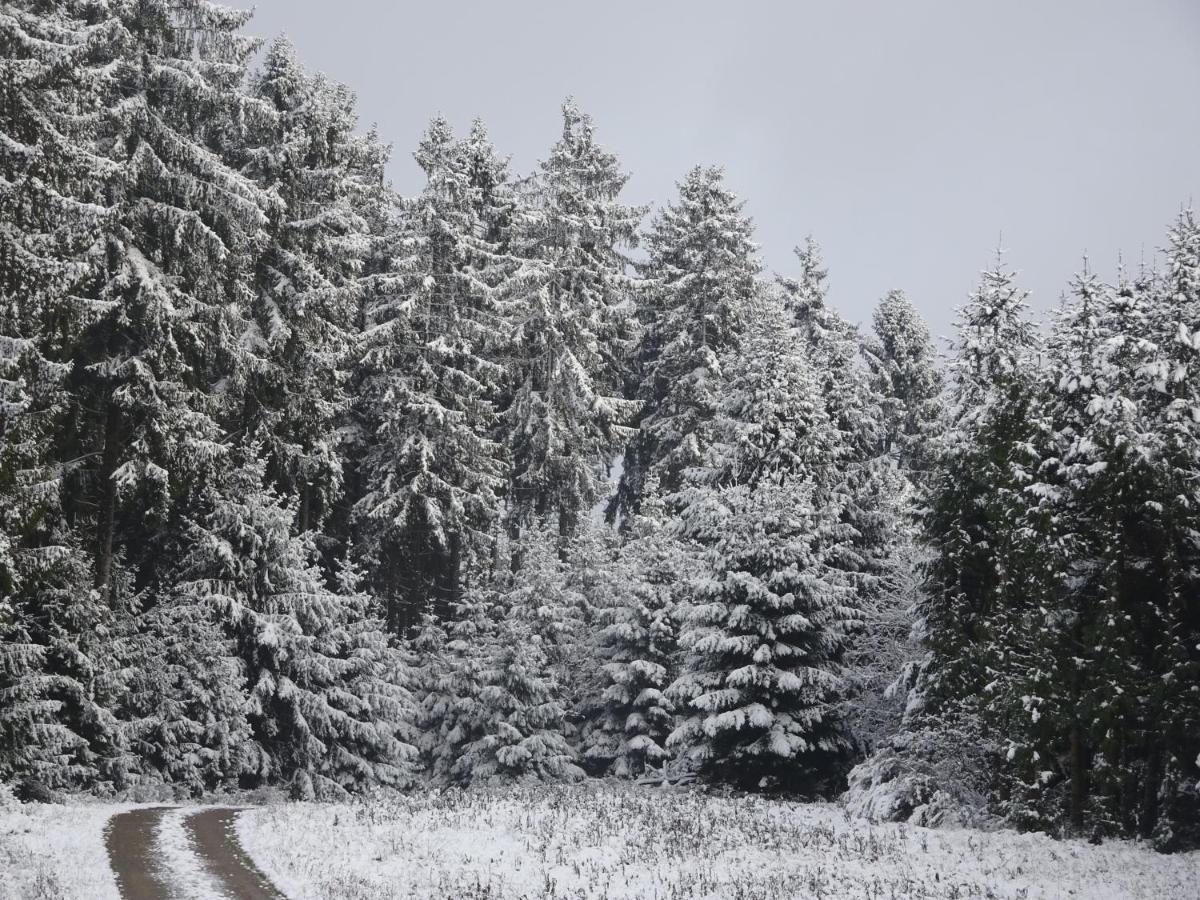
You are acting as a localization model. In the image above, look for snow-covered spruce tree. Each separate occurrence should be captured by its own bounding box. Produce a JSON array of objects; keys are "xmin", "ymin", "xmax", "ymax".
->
[
  {"xmin": 239, "ymin": 37, "xmax": 382, "ymax": 537},
  {"xmin": 113, "ymin": 586, "xmax": 250, "ymax": 795},
  {"xmin": 857, "ymin": 254, "xmax": 1042, "ymax": 825},
  {"xmin": 416, "ymin": 592, "xmax": 494, "ymax": 783},
  {"xmin": 920, "ymin": 253, "xmax": 1043, "ymax": 714},
  {"xmin": 865, "ymin": 289, "xmax": 944, "ymax": 481},
  {"xmin": 1139, "ymin": 213, "xmax": 1200, "ymax": 848},
  {"xmin": 0, "ymin": 0, "xmax": 128, "ymax": 791},
  {"xmin": 579, "ymin": 476, "xmax": 683, "ymax": 777},
  {"xmin": 354, "ymin": 117, "xmax": 508, "ymax": 630},
  {"xmin": 453, "ymin": 589, "xmax": 583, "ymax": 784},
  {"xmin": 68, "ymin": 0, "xmax": 270, "ymax": 602},
  {"xmin": 778, "ymin": 239, "xmax": 904, "ymax": 758},
  {"xmin": 667, "ymin": 295, "xmax": 860, "ymax": 792},
  {"xmin": 610, "ymin": 166, "xmax": 760, "ymax": 519},
  {"xmin": 999, "ymin": 265, "xmax": 1121, "ymax": 835},
  {"xmin": 173, "ymin": 450, "xmax": 418, "ymax": 797},
  {"xmin": 503, "ymin": 100, "xmax": 642, "ymax": 546}
]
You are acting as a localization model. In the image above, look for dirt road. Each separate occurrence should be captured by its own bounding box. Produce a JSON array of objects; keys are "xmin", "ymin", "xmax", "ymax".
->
[
  {"xmin": 185, "ymin": 808, "xmax": 285, "ymax": 900},
  {"xmin": 104, "ymin": 808, "xmax": 175, "ymax": 900},
  {"xmin": 104, "ymin": 806, "xmax": 286, "ymax": 900}
]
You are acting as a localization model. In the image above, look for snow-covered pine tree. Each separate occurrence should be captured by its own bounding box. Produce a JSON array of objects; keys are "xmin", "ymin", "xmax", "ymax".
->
[
  {"xmin": 778, "ymin": 238, "xmax": 896, "ymax": 626},
  {"xmin": 240, "ymin": 37, "xmax": 381, "ymax": 537},
  {"xmin": 454, "ymin": 590, "xmax": 583, "ymax": 784},
  {"xmin": 113, "ymin": 587, "xmax": 250, "ymax": 795},
  {"xmin": 865, "ymin": 289, "xmax": 944, "ymax": 481},
  {"xmin": 667, "ymin": 295, "xmax": 859, "ymax": 792},
  {"xmin": 610, "ymin": 166, "xmax": 760, "ymax": 520},
  {"xmin": 1140, "ymin": 213, "xmax": 1200, "ymax": 848},
  {"xmin": 1003, "ymin": 265, "xmax": 1120, "ymax": 835},
  {"xmin": 354, "ymin": 117, "xmax": 508, "ymax": 630},
  {"xmin": 778, "ymin": 238, "xmax": 903, "ymax": 761},
  {"xmin": 907, "ymin": 252, "xmax": 1043, "ymax": 813},
  {"xmin": 0, "ymin": 0, "xmax": 126, "ymax": 791},
  {"xmin": 503, "ymin": 100, "xmax": 642, "ymax": 547},
  {"xmin": 69, "ymin": 0, "xmax": 270, "ymax": 602},
  {"xmin": 416, "ymin": 591, "xmax": 494, "ymax": 783},
  {"xmin": 579, "ymin": 476, "xmax": 683, "ymax": 777},
  {"xmin": 173, "ymin": 449, "xmax": 419, "ymax": 797}
]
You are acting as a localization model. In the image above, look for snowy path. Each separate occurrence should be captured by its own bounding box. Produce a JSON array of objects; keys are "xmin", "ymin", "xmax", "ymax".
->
[
  {"xmin": 104, "ymin": 807, "xmax": 285, "ymax": 900},
  {"xmin": 185, "ymin": 809, "xmax": 285, "ymax": 900},
  {"xmin": 105, "ymin": 808, "xmax": 175, "ymax": 900}
]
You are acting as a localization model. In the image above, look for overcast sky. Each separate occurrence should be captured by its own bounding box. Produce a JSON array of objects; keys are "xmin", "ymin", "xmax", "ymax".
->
[{"xmin": 227, "ymin": 0, "xmax": 1199, "ymax": 342}]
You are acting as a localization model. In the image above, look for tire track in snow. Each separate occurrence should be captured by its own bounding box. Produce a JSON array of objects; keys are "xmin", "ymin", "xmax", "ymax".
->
[
  {"xmin": 157, "ymin": 808, "xmax": 232, "ymax": 898},
  {"xmin": 105, "ymin": 807, "xmax": 175, "ymax": 900},
  {"xmin": 105, "ymin": 806, "xmax": 286, "ymax": 900},
  {"xmin": 184, "ymin": 809, "xmax": 285, "ymax": 900}
]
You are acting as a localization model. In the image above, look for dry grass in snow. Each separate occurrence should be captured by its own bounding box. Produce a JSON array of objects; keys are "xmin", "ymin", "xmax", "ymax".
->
[{"xmin": 237, "ymin": 783, "xmax": 1200, "ymax": 900}]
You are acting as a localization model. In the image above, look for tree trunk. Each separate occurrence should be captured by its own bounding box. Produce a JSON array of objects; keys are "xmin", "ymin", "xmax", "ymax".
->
[{"xmin": 94, "ymin": 403, "xmax": 120, "ymax": 603}]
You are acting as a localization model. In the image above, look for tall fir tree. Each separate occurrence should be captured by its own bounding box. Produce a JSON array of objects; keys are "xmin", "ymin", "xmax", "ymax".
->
[
  {"xmin": 354, "ymin": 117, "xmax": 508, "ymax": 630},
  {"xmin": 611, "ymin": 165, "xmax": 760, "ymax": 519},
  {"xmin": 667, "ymin": 296, "xmax": 859, "ymax": 791},
  {"xmin": 911, "ymin": 253, "xmax": 1044, "ymax": 810},
  {"xmin": 865, "ymin": 289, "xmax": 944, "ymax": 481},
  {"xmin": 503, "ymin": 100, "xmax": 642, "ymax": 547},
  {"xmin": 579, "ymin": 476, "xmax": 683, "ymax": 777},
  {"xmin": 0, "ymin": 0, "xmax": 126, "ymax": 791},
  {"xmin": 68, "ymin": 0, "xmax": 270, "ymax": 603},
  {"xmin": 175, "ymin": 450, "xmax": 419, "ymax": 797},
  {"xmin": 1139, "ymin": 214, "xmax": 1200, "ymax": 846},
  {"xmin": 239, "ymin": 37, "xmax": 381, "ymax": 538}
]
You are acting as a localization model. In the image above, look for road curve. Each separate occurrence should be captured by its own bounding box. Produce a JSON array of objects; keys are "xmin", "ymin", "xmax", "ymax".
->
[
  {"xmin": 185, "ymin": 807, "xmax": 286, "ymax": 900},
  {"xmin": 104, "ymin": 807, "xmax": 175, "ymax": 900}
]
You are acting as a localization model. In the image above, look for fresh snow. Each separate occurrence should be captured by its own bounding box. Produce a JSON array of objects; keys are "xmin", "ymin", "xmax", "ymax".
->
[
  {"xmin": 0, "ymin": 800, "xmax": 238, "ymax": 900},
  {"xmin": 0, "ymin": 800, "xmax": 123, "ymax": 900},
  {"xmin": 236, "ymin": 784, "xmax": 1200, "ymax": 900}
]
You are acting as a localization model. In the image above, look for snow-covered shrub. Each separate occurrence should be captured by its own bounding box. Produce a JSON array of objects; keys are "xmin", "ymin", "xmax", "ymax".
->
[{"xmin": 843, "ymin": 718, "xmax": 998, "ymax": 828}]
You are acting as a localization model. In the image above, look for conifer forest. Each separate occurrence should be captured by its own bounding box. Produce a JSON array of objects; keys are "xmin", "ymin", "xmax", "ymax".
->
[{"xmin": 1, "ymin": 3, "xmax": 1198, "ymax": 896}]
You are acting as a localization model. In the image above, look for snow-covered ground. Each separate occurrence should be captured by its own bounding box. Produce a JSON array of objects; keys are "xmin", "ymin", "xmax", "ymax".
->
[
  {"xmin": 0, "ymin": 799, "xmax": 123, "ymax": 900},
  {"xmin": 2, "ymin": 785, "xmax": 1196, "ymax": 899},
  {"xmin": 238, "ymin": 783, "xmax": 1200, "ymax": 900}
]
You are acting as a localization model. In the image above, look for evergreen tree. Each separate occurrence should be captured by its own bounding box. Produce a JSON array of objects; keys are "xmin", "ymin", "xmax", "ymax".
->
[
  {"xmin": 667, "ymin": 298, "xmax": 859, "ymax": 791},
  {"xmin": 580, "ymin": 477, "xmax": 682, "ymax": 777},
  {"xmin": 909, "ymin": 253, "xmax": 1044, "ymax": 811},
  {"xmin": 354, "ymin": 117, "xmax": 508, "ymax": 629},
  {"xmin": 612, "ymin": 166, "xmax": 760, "ymax": 518},
  {"xmin": 503, "ymin": 100, "xmax": 642, "ymax": 546},
  {"xmin": 176, "ymin": 451, "xmax": 418, "ymax": 797},
  {"xmin": 865, "ymin": 289, "xmax": 944, "ymax": 479},
  {"xmin": 454, "ymin": 609, "xmax": 583, "ymax": 784},
  {"xmin": 416, "ymin": 592, "xmax": 493, "ymax": 783},
  {"xmin": 1135, "ymin": 215, "xmax": 1200, "ymax": 847},
  {"xmin": 0, "ymin": 0, "xmax": 126, "ymax": 791},
  {"xmin": 114, "ymin": 589, "xmax": 249, "ymax": 795},
  {"xmin": 779, "ymin": 238, "xmax": 895, "ymax": 612},
  {"xmin": 240, "ymin": 38, "xmax": 380, "ymax": 537},
  {"xmin": 69, "ymin": 0, "xmax": 270, "ymax": 602}
]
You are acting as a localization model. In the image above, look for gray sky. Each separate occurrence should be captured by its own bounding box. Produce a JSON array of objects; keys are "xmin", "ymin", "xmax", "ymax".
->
[{"xmin": 228, "ymin": 0, "xmax": 1199, "ymax": 342}]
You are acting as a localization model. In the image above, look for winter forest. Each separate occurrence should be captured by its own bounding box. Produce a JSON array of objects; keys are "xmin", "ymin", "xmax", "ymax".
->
[{"xmin": 2, "ymin": 0, "xmax": 1198, "ymax": 871}]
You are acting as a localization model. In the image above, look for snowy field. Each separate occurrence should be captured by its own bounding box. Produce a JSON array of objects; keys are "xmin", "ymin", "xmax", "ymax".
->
[
  {"xmin": 238, "ymin": 784, "xmax": 1200, "ymax": 900},
  {"xmin": 1, "ymin": 785, "xmax": 1196, "ymax": 899},
  {"xmin": 0, "ymin": 800, "xmax": 122, "ymax": 900}
]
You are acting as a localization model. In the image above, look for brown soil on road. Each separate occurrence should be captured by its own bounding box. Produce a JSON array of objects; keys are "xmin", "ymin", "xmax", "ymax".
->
[
  {"xmin": 185, "ymin": 807, "xmax": 286, "ymax": 900},
  {"xmin": 104, "ymin": 807, "xmax": 174, "ymax": 900}
]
